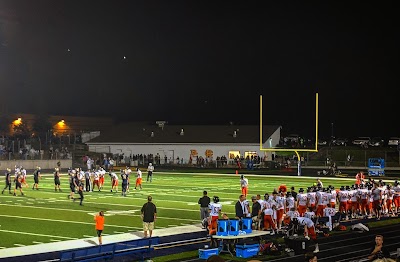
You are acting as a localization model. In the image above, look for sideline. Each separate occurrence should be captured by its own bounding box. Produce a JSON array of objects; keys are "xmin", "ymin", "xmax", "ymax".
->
[{"xmin": 0, "ymin": 223, "xmax": 205, "ymax": 259}]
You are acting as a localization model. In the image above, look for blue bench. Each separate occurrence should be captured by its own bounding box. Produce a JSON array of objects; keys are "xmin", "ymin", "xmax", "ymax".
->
[{"xmin": 60, "ymin": 237, "xmax": 160, "ymax": 262}]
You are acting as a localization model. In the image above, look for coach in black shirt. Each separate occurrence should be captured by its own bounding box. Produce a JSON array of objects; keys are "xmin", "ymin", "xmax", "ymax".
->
[
  {"xmin": 198, "ymin": 190, "xmax": 211, "ymax": 222},
  {"xmin": 141, "ymin": 195, "xmax": 157, "ymax": 238}
]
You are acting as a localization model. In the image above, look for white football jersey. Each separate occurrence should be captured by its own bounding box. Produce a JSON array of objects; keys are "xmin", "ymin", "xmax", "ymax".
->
[{"xmin": 208, "ymin": 202, "xmax": 222, "ymax": 217}]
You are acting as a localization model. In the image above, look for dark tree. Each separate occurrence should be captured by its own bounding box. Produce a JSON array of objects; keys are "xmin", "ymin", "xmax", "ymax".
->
[
  {"xmin": 0, "ymin": 114, "xmax": 12, "ymax": 136},
  {"xmin": 13, "ymin": 121, "xmax": 30, "ymax": 139},
  {"xmin": 32, "ymin": 114, "xmax": 52, "ymax": 138}
]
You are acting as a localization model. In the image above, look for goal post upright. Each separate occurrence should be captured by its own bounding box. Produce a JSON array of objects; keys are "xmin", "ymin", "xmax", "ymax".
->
[{"xmin": 260, "ymin": 93, "xmax": 319, "ymax": 175}]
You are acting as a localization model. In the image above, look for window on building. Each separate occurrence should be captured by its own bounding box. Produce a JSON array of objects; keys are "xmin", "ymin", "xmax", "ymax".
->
[
  {"xmin": 244, "ymin": 151, "xmax": 257, "ymax": 159},
  {"xmin": 229, "ymin": 151, "xmax": 240, "ymax": 159}
]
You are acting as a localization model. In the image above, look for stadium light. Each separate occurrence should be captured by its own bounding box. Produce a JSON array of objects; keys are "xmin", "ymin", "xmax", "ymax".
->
[{"xmin": 13, "ymin": 117, "xmax": 22, "ymax": 125}]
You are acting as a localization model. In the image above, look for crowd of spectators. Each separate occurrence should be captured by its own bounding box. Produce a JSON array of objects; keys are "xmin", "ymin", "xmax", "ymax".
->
[
  {"xmin": 95, "ymin": 152, "xmax": 267, "ymax": 169},
  {"xmin": 0, "ymin": 136, "xmax": 73, "ymax": 160}
]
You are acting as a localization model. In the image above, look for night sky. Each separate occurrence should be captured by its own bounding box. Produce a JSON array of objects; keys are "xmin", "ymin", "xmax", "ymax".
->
[{"xmin": 0, "ymin": 1, "xmax": 399, "ymax": 139}]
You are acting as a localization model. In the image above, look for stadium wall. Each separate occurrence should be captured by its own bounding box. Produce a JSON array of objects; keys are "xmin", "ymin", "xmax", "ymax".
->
[
  {"xmin": 0, "ymin": 159, "xmax": 72, "ymax": 171},
  {"xmin": 88, "ymin": 143, "xmax": 270, "ymax": 164},
  {"xmin": 86, "ymin": 125, "xmax": 281, "ymax": 163}
]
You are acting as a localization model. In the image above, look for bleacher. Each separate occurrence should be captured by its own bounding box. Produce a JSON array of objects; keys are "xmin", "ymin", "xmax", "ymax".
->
[{"xmin": 60, "ymin": 237, "xmax": 159, "ymax": 262}]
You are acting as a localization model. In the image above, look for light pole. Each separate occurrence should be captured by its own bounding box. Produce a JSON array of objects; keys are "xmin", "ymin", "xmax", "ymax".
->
[{"xmin": 331, "ymin": 122, "xmax": 334, "ymax": 139}]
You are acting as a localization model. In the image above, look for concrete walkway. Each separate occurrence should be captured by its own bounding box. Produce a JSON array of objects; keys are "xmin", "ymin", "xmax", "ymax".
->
[{"xmin": 0, "ymin": 223, "xmax": 205, "ymax": 259}]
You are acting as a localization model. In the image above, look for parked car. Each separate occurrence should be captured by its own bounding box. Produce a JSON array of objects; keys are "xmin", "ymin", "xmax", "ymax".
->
[
  {"xmin": 317, "ymin": 138, "xmax": 328, "ymax": 146},
  {"xmin": 369, "ymin": 137, "xmax": 384, "ymax": 147},
  {"xmin": 333, "ymin": 137, "xmax": 348, "ymax": 146},
  {"xmin": 284, "ymin": 134, "xmax": 300, "ymax": 143},
  {"xmin": 352, "ymin": 136, "xmax": 370, "ymax": 147},
  {"xmin": 388, "ymin": 137, "xmax": 400, "ymax": 147}
]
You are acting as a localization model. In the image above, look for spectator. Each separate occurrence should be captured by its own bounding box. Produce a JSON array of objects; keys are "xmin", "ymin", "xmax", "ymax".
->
[
  {"xmin": 305, "ymin": 252, "xmax": 318, "ymax": 262},
  {"xmin": 198, "ymin": 190, "xmax": 211, "ymax": 223},
  {"xmin": 367, "ymin": 235, "xmax": 393, "ymax": 261},
  {"xmin": 109, "ymin": 157, "xmax": 115, "ymax": 171},
  {"xmin": 141, "ymin": 195, "xmax": 157, "ymax": 238}
]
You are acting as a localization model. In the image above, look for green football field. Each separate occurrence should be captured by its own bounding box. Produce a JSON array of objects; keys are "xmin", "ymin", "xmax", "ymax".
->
[{"xmin": 0, "ymin": 171, "xmax": 356, "ymax": 249}]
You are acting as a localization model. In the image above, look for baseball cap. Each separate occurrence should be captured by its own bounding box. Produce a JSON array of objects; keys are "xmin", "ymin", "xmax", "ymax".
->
[{"xmin": 251, "ymin": 196, "xmax": 257, "ymax": 200}]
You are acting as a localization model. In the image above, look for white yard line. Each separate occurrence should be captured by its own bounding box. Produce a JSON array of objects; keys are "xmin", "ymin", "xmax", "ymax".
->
[
  {"xmin": 0, "ymin": 229, "xmax": 76, "ymax": 240},
  {"xmin": 0, "ymin": 203, "xmax": 200, "ymax": 221},
  {"xmin": 0, "ymin": 214, "xmax": 136, "ymax": 229}
]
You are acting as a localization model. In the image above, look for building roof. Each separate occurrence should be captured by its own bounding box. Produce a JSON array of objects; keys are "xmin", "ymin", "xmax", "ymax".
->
[{"xmin": 87, "ymin": 123, "xmax": 281, "ymax": 144}]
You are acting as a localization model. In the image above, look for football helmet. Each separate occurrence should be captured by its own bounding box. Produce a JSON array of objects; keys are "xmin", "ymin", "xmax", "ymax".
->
[{"xmin": 213, "ymin": 196, "xmax": 220, "ymax": 203}]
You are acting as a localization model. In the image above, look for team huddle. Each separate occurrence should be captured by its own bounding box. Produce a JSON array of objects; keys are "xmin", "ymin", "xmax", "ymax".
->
[{"xmin": 205, "ymin": 175, "xmax": 400, "ymax": 253}]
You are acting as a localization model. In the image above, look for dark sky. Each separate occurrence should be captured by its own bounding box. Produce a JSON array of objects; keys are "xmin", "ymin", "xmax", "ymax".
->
[{"xmin": 0, "ymin": 1, "xmax": 399, "ymax": 139}]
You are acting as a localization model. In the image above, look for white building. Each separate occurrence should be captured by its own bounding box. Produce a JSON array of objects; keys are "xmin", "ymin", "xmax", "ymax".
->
[{"xmin": 86, "ymin": 122, "xmax": 281, "ymax": 164}]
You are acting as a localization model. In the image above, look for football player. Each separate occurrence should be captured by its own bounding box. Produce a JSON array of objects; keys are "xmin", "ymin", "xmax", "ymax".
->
[
  {"xmin": 208, "ymin": 196, "xmax": 222, "ymax": 235},
  {"xmin": 14, "ymin": 172, "xmax": 25, "ymax": 196},
  {"xmin": 20, "ymin": 166, "xmax": 28, "ymax": 188},
  {"xmin": 54, "ymin": 167, "xmax": 61, "ymax": 192},
  {"xmin": 32, "ymin": 166, "xmax": 41, "ymax": 190},
  {"xmin": 147, "ymin": 163, "xmax": 154, "ymax": 182},
  {"xmin": 2, "ymin": 168, "xmax": 12, "ymax": 194},
  {"xmin": 292, "ymin": 216, "xmax": 319, "ymax": 253},
  {"xmin": 121, "ymin": 170, "xmax": 128, "ymax": 196},
  {"xmin": 110, "ymin": 172, "xmax": 119, "ymax": 192},
  {"xmin": 134, "ymin": 168, "xmax": 143, "ymax": 190},
  {"xmin": 296, "ymin": 188, "xmax": 308, "ymax": 216}
]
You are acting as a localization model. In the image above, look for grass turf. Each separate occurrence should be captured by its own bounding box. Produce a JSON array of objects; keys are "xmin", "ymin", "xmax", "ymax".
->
[{"xmin": 0, "ymin": 171, "xmax": 355, "ymax": 248}]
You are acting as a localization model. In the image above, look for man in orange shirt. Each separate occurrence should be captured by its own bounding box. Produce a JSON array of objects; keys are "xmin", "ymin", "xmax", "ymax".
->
[{"xmin": 94, "ymin": 211, "xmax": 105, "ymax": 245}]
